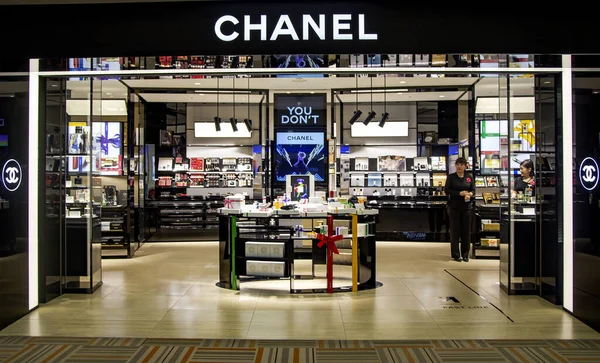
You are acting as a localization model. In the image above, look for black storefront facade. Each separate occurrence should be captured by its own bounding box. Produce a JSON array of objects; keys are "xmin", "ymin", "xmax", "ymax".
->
[{"xmin": 0, "ymin": 1, "xmax": 599, "ymax": 332}]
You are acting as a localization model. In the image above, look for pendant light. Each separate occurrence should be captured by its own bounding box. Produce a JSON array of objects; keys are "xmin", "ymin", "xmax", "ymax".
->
[
  {"xmin": 244, "ymin": 77, "xmax": 252, "ymax": 132},
  {"xmin": 379, "ymin": 73, "xmax": 389, "ymax": 127},
  {"xmin": 363, "ymin": 76, "xmax": 376, "ymax": 125},
  {"xmin": 348, "ymin": 73, "xmax": 362, "ymax": 124},
  {"xmin": 230, "ymin": 76, "xmax": 238, "ymax": 131},
  {"xmin": 214, "ymin": 77, "xmax": 221, "ymax": 131}
]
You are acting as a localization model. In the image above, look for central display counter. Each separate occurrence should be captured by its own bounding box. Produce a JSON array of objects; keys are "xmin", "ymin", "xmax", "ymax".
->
[{"xmin": 217, "ymin": 201, "xmax": 379, "ymax": 294}]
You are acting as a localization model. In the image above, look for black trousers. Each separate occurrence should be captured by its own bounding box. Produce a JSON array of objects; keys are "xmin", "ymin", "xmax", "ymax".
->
[{"xmin": 448, "ymin": 207, "xmax": 472, "ymax": 259}]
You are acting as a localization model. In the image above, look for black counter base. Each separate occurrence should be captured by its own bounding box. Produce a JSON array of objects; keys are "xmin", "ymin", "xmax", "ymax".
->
[{"xmin": 376, "ymin": 231, "xmax": 449, "ymax": 242}]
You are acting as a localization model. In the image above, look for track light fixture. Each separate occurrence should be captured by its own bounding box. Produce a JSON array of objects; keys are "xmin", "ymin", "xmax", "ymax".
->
[
  {"xmin": 348, "ymin": 110, "xmax": 362, "ymax": 125},
  {"xmin": 231, "ymin": 77, "xmax": 238, "ymax": 132},
  {"xmin": 350, "ymin": 71, "xmax": 361, "ymax": 125},
  {"xmin": 380, "ymin": 74, "xmax": 389, "ymax": 128},
  {"xmin": 215, "ymin": 77, "xmax": 221, "ymax": 131},
  {"xmin": 363, "ymin": 111, "xmax": 376, "ymax": 125},
  {"xmin": 378, "ymin": 112, "xmax": 389, "ymax": 127},
  {"xmin": 363, "ymin": 76, "xmax": 375, "ymax": 125},
  {"xmin": 245, "ymin": 77, "xmax": 253, "ymax": 134}
]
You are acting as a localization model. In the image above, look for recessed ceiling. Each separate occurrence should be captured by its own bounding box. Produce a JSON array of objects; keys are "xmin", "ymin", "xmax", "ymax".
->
[
  {"xmin": 338, "ymin": 91, "xmax": 465, "ymax": 103},
  {"xmin": 139, "ymin": 93, "xmax": 265, "ymax": 104},
  {"xmin": 63, "ymin": 76, "xmax": 538, "ymax": 103},
  {"xmin": 122, "ymin": 76, "xmax": 478, "ymax": 91}
]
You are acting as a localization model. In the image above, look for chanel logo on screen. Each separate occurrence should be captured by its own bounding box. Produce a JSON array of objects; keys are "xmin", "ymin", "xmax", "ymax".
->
[
  {"xmin": 579, "ymin": 157, "xmax": 599, "ymax": 191},
  {"xmin": 2, "ymin": 159, "xmax": 22, "ymax": 192},
  {"xmin": 214, "ymin": 14, "xmax": 378, "ymax": 42}
]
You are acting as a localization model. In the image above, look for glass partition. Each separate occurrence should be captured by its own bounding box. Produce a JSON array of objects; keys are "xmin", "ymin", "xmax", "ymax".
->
[
  {"xmin": 0, "ymin": 74, "xmax": 32, "ymax": 324},
  {"xmin": 35, "ymin": 59, "xmax": 563, "ymax": 302},
  {"xmin": 56, "ymin": 77, "xmax": 102, "ymax": 293},
  {"xmin": 42, "ymin": 76, "xmax": 66, "ymax": 301}
]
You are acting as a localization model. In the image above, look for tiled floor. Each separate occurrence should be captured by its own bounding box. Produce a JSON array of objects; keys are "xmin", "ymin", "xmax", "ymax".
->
[{"xmin": 1, "ymin": 242, "xmax": 598, "ymax": 340}]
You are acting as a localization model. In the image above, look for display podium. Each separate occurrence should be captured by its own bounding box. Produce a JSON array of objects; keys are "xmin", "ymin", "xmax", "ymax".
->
[{"xmin": 218, "ymin": 209, "xmax": 378, "ymax": 294}]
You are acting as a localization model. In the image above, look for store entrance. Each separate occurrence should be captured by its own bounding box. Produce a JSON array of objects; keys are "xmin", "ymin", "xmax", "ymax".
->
[{"xmin": 37, "ymin": 61, "xmax": 563, "ymax": 309}]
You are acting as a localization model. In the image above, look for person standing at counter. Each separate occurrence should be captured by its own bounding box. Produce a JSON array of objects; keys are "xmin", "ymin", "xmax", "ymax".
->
[
  {"xmin": 445, "ymin": 157, "xmax": 475, "ymax": 262},
  {"xmin": 513, "ymin": 159, "xmax": 535, "ymax": 199}
]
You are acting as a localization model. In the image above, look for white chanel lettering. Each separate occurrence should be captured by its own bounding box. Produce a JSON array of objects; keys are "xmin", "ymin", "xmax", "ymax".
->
[
  {"xmin": 214, "ymin": 13, "xmax": 378, "ymax": 42},
  {"xmin": 214, "ymin": 15, "xmax": 239, "ymax": 41},
  {"xmin": 583, "ymin": 165, "xmax": 596, "ymax": 183},
  {"xmin": 5, "ymin": 166, "xmax": 19, "ymax": 184}
]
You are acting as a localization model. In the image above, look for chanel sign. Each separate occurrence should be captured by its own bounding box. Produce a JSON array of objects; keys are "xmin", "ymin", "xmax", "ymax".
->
[
  {"xmin": 2, "ymin": 159, "xmax": 22, "ymax": 192},
  {"xmin": 214, "ymin": 14, "xmax": 378, "ymax": 42},
  {"xmin": 579, "ymin": 157, "xmax": 599, "ymax": 191}
]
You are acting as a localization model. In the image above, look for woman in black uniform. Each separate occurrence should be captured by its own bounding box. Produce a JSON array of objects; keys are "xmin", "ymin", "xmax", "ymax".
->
[
  {"xmin": 513, "ymin": 159, "xmax": 535, "ymax": 198},
  {"xmin": 444, "ymin": 157, "xmax": 475, "ymax": 262}
]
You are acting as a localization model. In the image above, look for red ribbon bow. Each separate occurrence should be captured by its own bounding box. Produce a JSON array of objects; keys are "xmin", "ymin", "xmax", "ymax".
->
[
  {"xmin": 224, "ymin": 199, "xmax": 233, "ymax": 208},
  {"xmin": 316, "ymin": 233, "xmax": 343, "ymax": 255}
]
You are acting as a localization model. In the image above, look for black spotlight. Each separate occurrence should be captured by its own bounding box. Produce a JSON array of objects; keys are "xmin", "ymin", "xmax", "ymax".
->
[
  {"xmin": 363, "ymin": 111, "xmax": 376, "ymax": 125},
  {"xmin": 378, "ymin": 112, "xmax": 389, "ymax": 127},
  {"xmin": 348, "ymin": 110, "xmax": 362, "ymax": 125},
  {"xmin": 214, "ymin": 116, "xmax": 221, "ymax": 131},
  {"xmin": 243, "ymin": 118, "xmax": 252, "ymax": 132},
  {"xmin": 230, "ymin": 118, "xmax": 238, "ymax": 132}
]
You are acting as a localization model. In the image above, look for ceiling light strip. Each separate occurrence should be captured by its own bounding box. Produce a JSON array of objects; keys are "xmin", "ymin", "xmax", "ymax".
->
[{"xmin": 38, "ymin": 66, "xmax": 563, "ymax": 78}]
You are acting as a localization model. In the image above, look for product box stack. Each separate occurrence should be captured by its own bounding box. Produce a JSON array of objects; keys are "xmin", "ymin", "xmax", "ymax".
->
[
  {"xmin": 219, "ymin": 194, "xmax": 246, "ymax": 214},
  {"xmin": 245, "ymin": 241, "xmax": 286, "ymax": 277}
]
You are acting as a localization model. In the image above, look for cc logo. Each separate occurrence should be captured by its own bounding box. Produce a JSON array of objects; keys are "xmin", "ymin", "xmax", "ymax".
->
[
  {"xmin": 2, "ymin": 159, "xmax": 22, "ymax": 192},
  {"xmin": 579, "ymin": 157, "xmax": 599, "ymax": 191}
]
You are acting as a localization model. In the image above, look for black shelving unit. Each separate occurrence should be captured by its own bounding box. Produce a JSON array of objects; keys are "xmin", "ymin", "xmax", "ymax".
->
[
  {"xmin": 148, "ymin": 199, "xmax": 223, "ymax": 240},
  {"xmin": 234, "ymin": 225, "xmax": 295, "ymax": 290},
  {"xmin": 473, "ymin": 204, "xmax": 501, "ymax": 259},
  {"xmin": 101, "ymin": 205, "xmax": 132, "ymax": 258}
]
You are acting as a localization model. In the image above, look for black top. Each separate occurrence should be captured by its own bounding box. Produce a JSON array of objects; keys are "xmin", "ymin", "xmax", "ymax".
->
[
  {"xmin": 514, "ymin": 177, "xmax": 535, "ymax": 194},
  {"xmin": 445, "ymin": 172, "xmax": 475, "ymax": 209}
]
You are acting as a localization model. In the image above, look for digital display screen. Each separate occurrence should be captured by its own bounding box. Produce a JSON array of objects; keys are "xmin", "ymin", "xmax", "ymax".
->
[
  {"xmin": 272, "ymin": 54, "xmax": 325, "ymax": 78},
  {"xmin": 92, "ymin": 121, "xmax": 123, "ymax": 175},
  {"xmin": 290, "ymin": 175, "xmax": 310, "ymax": 201},
  {"xmin": 275, "ymin": 132, "xmax": 325, "ymax": 182}
]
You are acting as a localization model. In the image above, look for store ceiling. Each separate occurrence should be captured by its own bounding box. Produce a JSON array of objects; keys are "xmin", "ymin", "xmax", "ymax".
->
[
  {"xmin": 63, "ymin": 76, "xmax": 536, "ymax": 103},
  {"xmin": 0, "ymin": 0, "xmax": 210, "ymax": 4},
  {"xmin": 136, "ymin": 90, "xmax": 467, "ymax": 103}
]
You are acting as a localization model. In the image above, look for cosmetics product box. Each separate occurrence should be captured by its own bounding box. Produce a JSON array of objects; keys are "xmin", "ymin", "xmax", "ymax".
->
[
  {"xmin": 246, "ymin": 260, "xmax": 259, "ymax": 276},
  {"xmin": 250, "ymin": 242, "xmax": 285, "ymax": 258},
  {"xmin": 68, "ymin": 209, "xmax": 81, "ymax": 218},
  {"xmin": 335, "ymin": 226, "xmax": 349, "ymax": 237},
  {"xmin": 245, "ymin": 242, "xmax": 257, "ymax": 257},
  {"xmin": 254, "ymin": 242, "xmax": 271, "ymax": 258},
  {"xmin": 270, "ymin": 261, "xmax": 285, "ymax": 277},
  {"xmin": 481, "ymin": 238, "xmax": 499, "ymax": 247},
  {"xmin": 356, "ymin": 223, "xmax": 369, "ymax": 237},
  {"xmin": 482, "ymin": 223, "xmax": 500, "ymax": 231},
  {"xmin": 247, "ymin": 260, "xmax": 286, "ymax": 277},
  {"xmin": 269, "ymin": 242, "xmax": 285, "ymax": 258},
  {"xmin": 246, "ymin": 260, "xmax": 272, "ymax": 276}
]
